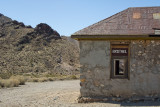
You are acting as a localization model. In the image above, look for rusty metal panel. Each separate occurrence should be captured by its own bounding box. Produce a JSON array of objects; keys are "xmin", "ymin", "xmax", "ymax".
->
[
  {"xmin": 153, "ymin": 13, "xmax": 160, "ymax": 19},
  {"xmin": 133, "ymin": 12, "xmax": 141, "ymax": 19}
]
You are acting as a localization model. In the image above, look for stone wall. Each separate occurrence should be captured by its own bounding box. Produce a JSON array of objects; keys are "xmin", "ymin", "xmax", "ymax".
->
[{"xmin": 79, "ymin": 40, "xmax": 160, "ymax": 102}]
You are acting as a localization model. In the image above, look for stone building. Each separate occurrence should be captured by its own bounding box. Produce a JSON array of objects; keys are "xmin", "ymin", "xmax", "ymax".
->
[{"xmin": 71, "ymin": 7, "xmax": 160, "ymax": 102}]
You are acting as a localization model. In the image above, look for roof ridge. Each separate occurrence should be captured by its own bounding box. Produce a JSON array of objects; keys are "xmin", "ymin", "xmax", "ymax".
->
[
  {"xmin": 90, "ymin": 8, "xmax": 129, "ymax": 26},
  {"xmin": 105, "ymin": 8, "xmax": 129, "ymax": 23},
  {"xmin": 128, "ymin": 6, "xmax": 160, "ymax": 9}
]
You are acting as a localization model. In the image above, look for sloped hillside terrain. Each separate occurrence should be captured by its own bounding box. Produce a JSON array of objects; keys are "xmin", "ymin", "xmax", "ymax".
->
[{"xmin": 0, "ymin": 13, "xmax": 79, "ymax": 77}]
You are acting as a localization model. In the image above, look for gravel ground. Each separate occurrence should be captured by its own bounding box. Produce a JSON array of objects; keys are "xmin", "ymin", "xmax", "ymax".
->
[{"xmin": 0, "ymin": 80, "xmax": 160, "ymax": 107}]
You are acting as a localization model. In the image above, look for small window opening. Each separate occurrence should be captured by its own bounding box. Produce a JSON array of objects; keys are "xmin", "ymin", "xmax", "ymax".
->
[{"xmin": 114, "ymin": 59, "xmax": 125, "ymax": 75}]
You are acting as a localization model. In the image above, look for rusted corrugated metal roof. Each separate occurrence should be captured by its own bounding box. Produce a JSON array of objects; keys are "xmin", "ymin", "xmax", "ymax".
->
[{"xmin": 72, "ymin": 7, "xmax": 160, "ymax": 36}]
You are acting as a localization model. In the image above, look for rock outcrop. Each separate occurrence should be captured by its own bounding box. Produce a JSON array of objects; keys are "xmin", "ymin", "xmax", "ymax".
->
[{"xmin": 0, "ymin": 13, "xmax": 79, "ymax": 76}]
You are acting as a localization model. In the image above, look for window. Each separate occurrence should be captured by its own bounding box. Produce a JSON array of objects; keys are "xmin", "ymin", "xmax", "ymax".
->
[
  {"xmin": 114, "ymin": 59, "xmax": 126, "ymax": 75},
  {"xmin": 110, "ymin": 44, "xmax": 129, "ymax": 79}
]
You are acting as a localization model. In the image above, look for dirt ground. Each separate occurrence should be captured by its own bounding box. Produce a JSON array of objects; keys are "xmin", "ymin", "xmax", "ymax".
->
[{"xmin": 0, "ymin": 80, "xmax": 160, "ymax": 107}]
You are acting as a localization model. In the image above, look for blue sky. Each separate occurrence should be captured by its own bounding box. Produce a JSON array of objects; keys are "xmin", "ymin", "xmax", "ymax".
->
[{"xmin": 0, "ymin": 0, "xmax": 160, "ymax": 36}]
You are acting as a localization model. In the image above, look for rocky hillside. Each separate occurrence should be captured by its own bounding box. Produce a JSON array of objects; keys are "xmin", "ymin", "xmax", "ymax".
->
[{"xmin": 0, "ymin": 13, "xmax": 79, "ymax": 76}]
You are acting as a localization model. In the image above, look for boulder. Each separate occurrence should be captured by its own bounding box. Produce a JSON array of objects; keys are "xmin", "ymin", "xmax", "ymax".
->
[{"xmin": 34, "ymin": 23, "xmax": 61, "ymax": 38}]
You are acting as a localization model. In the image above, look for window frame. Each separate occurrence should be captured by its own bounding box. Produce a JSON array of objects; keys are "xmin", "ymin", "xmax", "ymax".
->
[{"xmin": 110, "ymin": 42, "xmax": 130, "ymax": 79}]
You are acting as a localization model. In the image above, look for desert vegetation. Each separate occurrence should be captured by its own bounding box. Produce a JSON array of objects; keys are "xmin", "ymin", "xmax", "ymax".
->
[
  {"xmin": 0, "ymin": 72, "xmax": 79, "ymax": 88},
  {"xmin": 0, "ymin": 14, "xmax": 80, "ymax": 89},
  {"xmin": 26, "ymin": 73, "xmax": 79, "ymax": 82},
  {"xmin": 0, "ymin": 75, "xmax": 26, "ymax": 88}
]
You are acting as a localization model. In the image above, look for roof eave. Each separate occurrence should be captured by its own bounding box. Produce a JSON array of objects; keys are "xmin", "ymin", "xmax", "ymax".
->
[{"xmin": 71, "ymin": 34, "xmax": 160, "ymax": 40}]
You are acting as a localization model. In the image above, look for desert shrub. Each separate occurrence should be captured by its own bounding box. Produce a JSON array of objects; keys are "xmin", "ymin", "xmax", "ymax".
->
[
  {"xmin": 32, "ymin": 78, "xmax": 39, "ymax": 82},
  {"xmin": 24, "ymin": 74, "xmax": 79, "ymax": 82},
  {"xmin": 18, "ymin": 78, "xmax": 26, "ymax": 85},
  {"xmin": 10, "ymin": 79, "xmax": 20, "ymax": 87},
  {"xmin": 28, "ymin": 77, "xmax": 55, "ymax": 82},
  {"xmin": 70, "ymin": 75, "xmax": 77, "ymax": 79},
  {"xmin": 10, "ymin": 76, "xmax": 26, "ymax": 85},
  {"xmin": 38, "ymin": 77, "xmax": 48, "ymax": 82},
  {"xmin": 45, "ymin": 73, "xmax": 56, "ymax": 78},
  {"xmin": 0, "ymin": 75, "xmax": 27, "ymax": 88},
  {"xmin": 0, "ymin": 79, "xmax": 20, "ymax": 88},
  {"xmin": 48, "ymin": 77, "xmax": 54, "ymax": 81},
  {"xmin": 3, "ymin": 80, "xmax": 12, "ymax": 87},
  {"xmin": 17, "ymin": 76, "xmax": 26, "ymax": 85}
]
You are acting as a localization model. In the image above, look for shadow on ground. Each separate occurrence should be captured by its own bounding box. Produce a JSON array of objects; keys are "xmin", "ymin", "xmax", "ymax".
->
[{"xmin": 106, "ymin": 101, "xmax": 160, "ymax": 106}]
